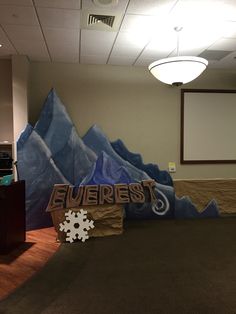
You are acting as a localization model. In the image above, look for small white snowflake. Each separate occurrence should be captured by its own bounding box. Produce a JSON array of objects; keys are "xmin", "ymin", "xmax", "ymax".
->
[{"xmin": 59, "ymin": 209, "xmax": 94, "ymax": 243}]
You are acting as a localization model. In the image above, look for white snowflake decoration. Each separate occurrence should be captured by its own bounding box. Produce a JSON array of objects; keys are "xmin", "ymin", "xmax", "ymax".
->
[{"xmin": 59, "ymin": 209, "xmax": 94, "ymax": 243}]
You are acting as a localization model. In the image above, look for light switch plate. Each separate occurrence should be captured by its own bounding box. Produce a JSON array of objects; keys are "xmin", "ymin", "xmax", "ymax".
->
[{"xmin": 168, "ymin": 162, "xmax": 176, "ymax": 173}]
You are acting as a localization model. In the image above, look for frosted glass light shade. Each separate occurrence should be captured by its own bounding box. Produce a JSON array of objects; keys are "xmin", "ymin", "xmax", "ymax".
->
[{"xmin": 148, "ymin": 56, "xmax": 208, "ymax": 86}]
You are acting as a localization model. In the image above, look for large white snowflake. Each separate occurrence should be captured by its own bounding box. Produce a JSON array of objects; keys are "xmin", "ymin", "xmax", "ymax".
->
[{"xmin": 59, "ymin": 209, "xmax": 94, "ymax": 243}]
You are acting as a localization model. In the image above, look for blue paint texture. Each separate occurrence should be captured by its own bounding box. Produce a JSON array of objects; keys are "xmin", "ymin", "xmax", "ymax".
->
[
  {"xmin": 83, "ymin": 125, "xmax": 150, "ymax": 182},
  {"xmin": 111, "ymin": 139, "xmax": 173, "ymax": 186},
  {"xmin": 80, "ymin": 151, "xmax": 133, "ymax": 185},
  {"xmin": 175, "ymin": 196, "xmax": 219, "ymax": 219},
  {"xmin": 17, "ymin": 127, "xmax": 69, "ymax": 230},
  {"xmin": 34, "ymin": 89, "xmax": 96, "ymax": 184},
  {"xmin": 83, "ymin": 124, "xmax": 175, "ymax": 219}
]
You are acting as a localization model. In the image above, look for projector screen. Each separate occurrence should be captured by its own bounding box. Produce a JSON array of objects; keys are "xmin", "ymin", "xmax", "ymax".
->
[{"xmin": 181, "ymin": 89, "xmax": 236, "ymax": 164}]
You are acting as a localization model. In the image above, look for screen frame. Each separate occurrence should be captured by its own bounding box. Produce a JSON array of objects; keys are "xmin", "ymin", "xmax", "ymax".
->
[{"xmin": 181, "ymin": 89, "xmax": 236, "ymax": 164}]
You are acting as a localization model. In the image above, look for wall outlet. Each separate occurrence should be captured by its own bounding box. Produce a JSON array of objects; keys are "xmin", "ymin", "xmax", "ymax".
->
[{"xmin": 168, "ymin": 162, "xmax": 176, "ymax": 173}]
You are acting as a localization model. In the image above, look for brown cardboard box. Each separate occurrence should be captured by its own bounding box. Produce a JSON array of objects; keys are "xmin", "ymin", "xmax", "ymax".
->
[{"xmin": 48, "ymin": 204, "xmax": 124, "ymax": 242}]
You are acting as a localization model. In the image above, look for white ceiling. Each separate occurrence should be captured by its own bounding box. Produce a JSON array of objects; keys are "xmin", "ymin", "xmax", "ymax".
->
[{"xmin": 1, "ymin": 0, "xmax": 236, "ymax": 69}]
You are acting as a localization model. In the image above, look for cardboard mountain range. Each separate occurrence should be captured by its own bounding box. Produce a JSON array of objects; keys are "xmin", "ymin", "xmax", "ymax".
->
[{"xmin": 17, "ymin": 89, "xmax": 219, "ymax": 231}]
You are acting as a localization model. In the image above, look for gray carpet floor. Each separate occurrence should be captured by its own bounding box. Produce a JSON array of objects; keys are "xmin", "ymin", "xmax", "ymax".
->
[{"xmin": 1, "ymin": 218, "xmax": 236, "ymax": 314}]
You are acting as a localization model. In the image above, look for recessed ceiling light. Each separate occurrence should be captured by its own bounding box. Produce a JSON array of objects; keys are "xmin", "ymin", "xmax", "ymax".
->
[{"xmin": 0, "ymin": 44, "xmax": 2, "ymax": 48}]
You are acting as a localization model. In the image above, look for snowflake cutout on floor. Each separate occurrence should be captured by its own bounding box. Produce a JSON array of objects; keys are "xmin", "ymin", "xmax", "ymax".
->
[{"xmin": 59, "ymin": 209, "xmax": 94, "ymax": 243}]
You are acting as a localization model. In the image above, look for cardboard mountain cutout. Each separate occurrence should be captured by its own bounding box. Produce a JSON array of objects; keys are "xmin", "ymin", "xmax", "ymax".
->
[
  {"xmin": 83, "ymin": 125, "xmax": 175, "ymax": 219},
  {"xmin": 175, "ymin": 197, "xmax": 219, "ymax": 219},
  {"xmin": 111, "ymin": 139, "xmax": 173, "ymax": 186},
  {"xmin": 80, "ymin": 151, "xmax": 133, "ymax": 186},
  {"xmin": 17, "ymin": 124, "xmax": 69, "ymax": 230},
  {"xmin": 83, "ymin": 125, "xmax": 150, "ymax": 182},
  {"xmin": 17, "ymin": 89, "xmax": 219, "ymax": 230},
  {"xmin": 34, "ymin": 89, "xmax": 96, "ymax": 184}
]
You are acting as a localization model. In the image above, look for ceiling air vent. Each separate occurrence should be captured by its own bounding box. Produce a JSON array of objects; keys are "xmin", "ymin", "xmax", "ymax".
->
[
  {"xmin": 199, "ymin": 50, "xmax": 232, "ymax": 61},
  {"xmin": 81, "ymin": 9, "xmax": 122, "ymax": 32},
  {"xmin": 88, "ymin": 14, "xmax": 115, "ymax": 28}
]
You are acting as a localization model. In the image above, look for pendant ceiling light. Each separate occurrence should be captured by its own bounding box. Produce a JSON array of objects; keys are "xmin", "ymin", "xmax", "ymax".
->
[{"xmin": 148, "ymin": 27, "xmax": 208, "ymax": 86}]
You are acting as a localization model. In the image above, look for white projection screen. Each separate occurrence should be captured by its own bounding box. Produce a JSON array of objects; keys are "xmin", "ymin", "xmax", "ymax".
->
[{"xmin": 181, "ymin": 89, "xmax": 236, "ymax": 164}]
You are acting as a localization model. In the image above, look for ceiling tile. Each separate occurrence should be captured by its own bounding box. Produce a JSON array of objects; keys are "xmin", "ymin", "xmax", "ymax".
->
[
  {"xmin": 37, "ymin": 7, "xmax": 80, "ymax": 28},
  {"xmin": 13, "ymin": 39, "xmax": 50, "ymax": 61},
  {"xmin": 110, "ymin": 31, "xmax": 149, "ymax": 58},
  {"xmin": 143, "ymin": 25, "xmax": 221, "ymax": 59},
  {"xmin": 176, "ymin": 29, "xmax": 221, "ymax": 54},
  {"xmin": 136, "ymin": 43, "xmax": 172, "ymax": 66},
  {"xmin": 43, "ymin": 27, "xmax": 79, "ymax": 62},
  {"xmin": 139, "ymin": 47, "xmax": 171, "ymax": 59},
  {"xmin": 3, "ymin": 24, "xmax": 44, "ymax": 41},
  {"xmin": 43, "ymin": 26, "xmax": 79, "ymax": 44},
  {"xmin": 0, "ymin": 0, "xmax": 235, "ymax": 68},
  {"xmin": 139, "ymin": 31, "xmax": 175, "ymax": 59},
  {"xmin": 207, "ymin": 50, "xmax": 236, "ymax": 68},
  {"xmin": 209, "ymin": 38, "xmax": 236, "ymax": 51},
  {"xmin": 81, "ymin": 0, "xmax": 128, "ymax": 13},
  {"xmin": 223, "ymin": 21, "xmax": 236, "ymax": 38},
  {"xmin": 2, "ymin": 24, "xmax": 49, "ymax": 59},
  {"xmin": 0, "ymin": 26, "xmax": 17, "ymax": 55},
  {"xmin": 0, "ymin": 0, "xmax": 32, "ymax": 5},
  {"xmin": 207, "ymin": 60, "xmax": 218, "ymax": 68},
  {"xmin": 50, "ymin": 47, "xmax": 79, "ymax": 62},
  {"xmin": 81, "ymin": 29, "xmax": 116, "ymax": 56},
  {"xmin": 0, "ymin": 5, "xmax": 38, "ymax": 25},
  {"xmin": 80, "ymin": 54, "xmax": 107, "ymax": 64},
  {"xmin": 108, "ymin": 56, "xmax": 136, "ymax": 65},
  {"xmin": 199, "ymin": 49, "xmax": 232, "ymax": 61},
  {"xmin": 221, "ymin": 51, "xmax": 236, "ymax": 67},
  {"xmin": 134, "ymin": 57, "xmax": 157, "ymax": 66},
  {"xmin": 34, "ymin": 0, "xmax": 81, "ymax": 10},
  {"xmin": 127, "ymin": 0, "xmax": 176, "ymax": 15},
  {"xmin": 222, "ymin": 0, "xmax": 236, "ymax": 21},
  {"xmin": 169, "ymin": 0, "xmax": 236, "ymax": 33},
  {"xmin": 168, "ymin": 47, "xmax": 205, "ymax": 57},
  {"xmin": 120, "ymin": 14, "xmax": 159, "ymax": 41},
  {"xmin": 169, "ymin": 0, "xmax": 221, "ymax": 28},
  {"xmin": 136, "ymin": 52, "xmax": 168, "ymax": 65}
]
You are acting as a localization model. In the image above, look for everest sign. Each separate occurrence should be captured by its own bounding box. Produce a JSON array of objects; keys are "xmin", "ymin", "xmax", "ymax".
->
[{"xmin": 47, "ymin": 179, "xmax": 157, "ymax": 211}]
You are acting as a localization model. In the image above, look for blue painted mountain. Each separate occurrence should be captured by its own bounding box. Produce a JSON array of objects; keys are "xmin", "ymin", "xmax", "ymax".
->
[
  {"xmin": 17, "ymin": 125, "xmax": 69, "ymax": 230},
  {"xmin": 125, "ymin": 183, "xmax": 175, "ymax": 219},
  {"xmin": 17, "ymin": 123, "xmax": 34, "ymax": 150},
  {"xmin": 83, "ymin": 125, "xmax": 175, "ymax": 219},
  {"xmin": 34, "ymin": 89, "xmax": 96, "ymax": 184},
  {"xmin": 17, "ymin": 90, "xmax": 219, "ymax": 229},
  {"xmin": 83, "ymin": 125, "xmax": 151, "ymax": 182},
  {"xmin": 80, "ymin": 151, "xmax": 133, "ymax": 185},
  {"xmin": 111, "ymin": 139, "xmax": 173, "ymax": 186},
  {"xmin": 175, "ymin": 196, "xmax": 220, "ymax": 219}
]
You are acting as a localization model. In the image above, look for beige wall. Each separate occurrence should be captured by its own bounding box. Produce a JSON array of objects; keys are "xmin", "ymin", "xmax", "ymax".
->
[
  {"xmin": 29, "ymin": 61, "xmax": 236, "ymax": 179},
  {"xmin": 0, "ymin": 59, "xmax": 13, "ymax": 143}
]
